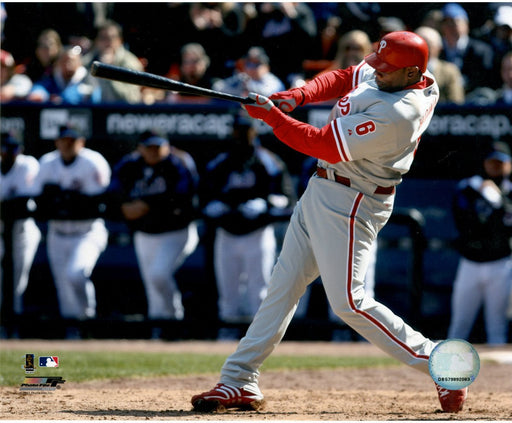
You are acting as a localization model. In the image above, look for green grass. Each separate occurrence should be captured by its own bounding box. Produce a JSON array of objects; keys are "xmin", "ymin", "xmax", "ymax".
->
[{"xmin": 0, "ymin": 349, "xmax": 397, "ymax": 387}]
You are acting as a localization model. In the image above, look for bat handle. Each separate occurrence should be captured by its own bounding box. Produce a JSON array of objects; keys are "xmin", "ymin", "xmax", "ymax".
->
[{"xmin": 240, "ymin": 96, "xmax": 256, "ymax": 105}]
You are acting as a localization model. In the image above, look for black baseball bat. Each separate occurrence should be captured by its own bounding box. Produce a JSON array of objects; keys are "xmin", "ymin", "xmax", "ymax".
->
[{"xmin": 90, "ymin": 61, "xmax": 255, "ymax": 104}]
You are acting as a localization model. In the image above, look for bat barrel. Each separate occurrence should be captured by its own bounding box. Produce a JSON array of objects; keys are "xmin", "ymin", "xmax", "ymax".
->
[{"xmin": 90, "ymin": 61, "xmax": 254, "ymax": 104}]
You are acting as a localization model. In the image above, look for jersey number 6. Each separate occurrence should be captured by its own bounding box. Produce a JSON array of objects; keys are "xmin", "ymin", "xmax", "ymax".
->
[{"xmin": 355, "ymin": 121, "xmax": 376, "ymax": 136}]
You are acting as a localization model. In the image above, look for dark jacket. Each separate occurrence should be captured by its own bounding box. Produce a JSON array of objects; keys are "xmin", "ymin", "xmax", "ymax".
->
[
  {"xmin": 201, "ymin": 144, "xmax": 295, "ymax": 235},
  {"xmin": 107, "ymin": 152, "xmax": 197, "ymax": 234},
  {"xmin": 452, "ymin": 176, "xmax": 512, "ymax": 262}
]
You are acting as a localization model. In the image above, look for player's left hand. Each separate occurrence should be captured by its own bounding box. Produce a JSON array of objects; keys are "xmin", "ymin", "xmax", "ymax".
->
[
  {"xmin": 244, "ymin": 93, "xmax": 275, "ymax": 121},
  {"xmin": 269, "ymin": 88, "xmax": 304, "ymax": 112}
]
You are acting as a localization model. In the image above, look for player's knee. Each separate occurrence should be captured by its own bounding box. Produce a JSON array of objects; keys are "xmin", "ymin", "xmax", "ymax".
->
[
  {"xmin": 329, "ymin": 293, "xmax": 365, "ymax": 319},
  {"xmin": 150, "ymin": 272, "xmax": 170, "ymax": 291},
  {"xmin": 330, "ymin": 304, "xmax": 355, "ymax": 320},
  {"xmin": 67, "ymin": 269, "xmax": 88, "ymax": 288}
]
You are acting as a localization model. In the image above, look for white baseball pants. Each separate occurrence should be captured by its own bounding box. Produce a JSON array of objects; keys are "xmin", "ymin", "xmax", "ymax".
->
[
  {"xmin": 448, "ymin": 256, "xmax": 512, "ymax": 345},
  {"xmin": 12, "ymin": 218, "xmax": 41, "ymax": 314},
  {"xmin": 220, "ymin": 177, "xmax": 437, "ymax": 392},
  {"xmin": 214, "ymin": 225, "xmax": 276, "ymax": 322},
  {"xmin": 47, "ymin": 220, "xmax": 108, "ymax": 319},
  {"xmin": 134, "ymin": 223, "xmax": 199, "ymax": 320},
  {"xmin": 0, "ymin": 218, "xmax": 41, "ymax": 315}
]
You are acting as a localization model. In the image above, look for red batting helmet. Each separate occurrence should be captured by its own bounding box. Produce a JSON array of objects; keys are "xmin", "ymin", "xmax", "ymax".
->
[{"xmin": 365, "ymin": 31, "xmax": 429, "ymax": 73}]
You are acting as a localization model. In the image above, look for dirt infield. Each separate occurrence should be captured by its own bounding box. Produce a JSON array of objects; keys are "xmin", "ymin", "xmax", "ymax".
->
[{"xmin": 1, "ymin": 340, "xmax": 511, "ymax": 421}]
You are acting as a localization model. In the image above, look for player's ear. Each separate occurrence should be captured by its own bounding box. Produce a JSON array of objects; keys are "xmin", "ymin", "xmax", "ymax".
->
[{"xmin": 406, "ymin": 66, "xmax": 421, "ymax": 80}]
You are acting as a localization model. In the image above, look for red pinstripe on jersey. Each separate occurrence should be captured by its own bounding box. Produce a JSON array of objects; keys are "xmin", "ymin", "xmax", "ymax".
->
[
  {"xmin": 345, "ymin": 192, "xmax": 429, "ymax": 361},
  {"xmin": 330, "ymin": 120, "xmax": 351, "ymax": 162},
  {"xmin": 332, "ymin": 61, "xmax": 366, "ymax": 162},
  {"xmin": 352, "ymin": 61, "xmax": 365, "ymax": 88},
  {"xmin": 328, "ymin": 62, "xmax": 365, "ymax": 163}
]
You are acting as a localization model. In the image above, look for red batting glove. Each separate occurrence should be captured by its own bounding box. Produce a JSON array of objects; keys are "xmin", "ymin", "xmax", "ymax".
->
[
  {"xmin": 269, "ymin": 88, "xmax": 305, "ymax": 112},
  {"xmin": 244, "ymin": 92, "xmax": 276, "ymax": 121}
]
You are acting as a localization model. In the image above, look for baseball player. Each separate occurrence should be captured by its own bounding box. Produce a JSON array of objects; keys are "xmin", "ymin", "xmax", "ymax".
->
[
  {"xmin": 33, "ymin": 125, "xmax": 110, "ymax": 330},
  {"xmin": 0, "ymin": 133, "xmax": 41, "ymax": 329},
  {"xmin": 107, "ymin": 133, "xmax": 198, "ymax": 325},
  {"xmin": 448, "ymin": 141, "xmax": 512, "ymax": 345},
  {"xmin": 192, "ymin": 31, "xmax": 466, "ymax": 413},
  {"xmin": 201, "ymin": 116, "xmax": 295, "ymax": 339}
]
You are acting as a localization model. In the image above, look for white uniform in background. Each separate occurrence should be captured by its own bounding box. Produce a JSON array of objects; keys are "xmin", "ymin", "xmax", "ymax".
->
[
  {"xmin": 33, "ymin": 147, "xmax": 111, "ymax": 319},
  {"xmin": 0, "ymin": 153, "xmax": 41, "ymax": 315}
]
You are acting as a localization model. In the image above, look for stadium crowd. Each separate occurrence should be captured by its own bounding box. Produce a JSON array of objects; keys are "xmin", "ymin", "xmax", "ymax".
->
[
  {"xmin": 1, "ymin": 3, "xmax": 511, "ymax": 342},
  {"xmin": 1, "ymin": 3, "xmax": 511, "ymax": 106}
]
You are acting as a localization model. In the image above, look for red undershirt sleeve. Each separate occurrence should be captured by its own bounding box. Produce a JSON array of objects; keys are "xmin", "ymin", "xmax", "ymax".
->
[
  {"xmin": 265, "ymin": 107, "xmax": 341, "ymax": 164},
  {"xmin": 261, "ymin": 66, "xmax": 360, "ymax": 164},
  {"xmin": 301, "ymin": 67, "xmax": 357, "ymax": 104}
]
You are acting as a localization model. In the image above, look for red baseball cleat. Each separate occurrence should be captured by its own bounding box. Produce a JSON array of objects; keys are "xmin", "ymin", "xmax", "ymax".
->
[
  {"xmin": 435, "ymin": 383, "xmax": 468, "ymax": 412},
  {"xmin": 191, "ymin": 383, "xmax": 265, "ymax": 413}
]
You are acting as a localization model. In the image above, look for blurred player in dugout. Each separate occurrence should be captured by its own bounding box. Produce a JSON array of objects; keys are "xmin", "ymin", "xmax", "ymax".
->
[
  {"xmin": 32, "ymin": 125, "xmax": 111, "ymax": 337},
  {"xmin": 201, "ymin": 115, "xmax": 295, "ymax": 340},
  {"xmin": 106, "ymin": 132, "xmax": 199, "ymax": 333},
  {"xmin": 448, "ymin": 141, "xmax": 512, "ymax": 345},
  {"xmin": 0, "ymin": 133, "xmax": 41, "ymax": 337}
]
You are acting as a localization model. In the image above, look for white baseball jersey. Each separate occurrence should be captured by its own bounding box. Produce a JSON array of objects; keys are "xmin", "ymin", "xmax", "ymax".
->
[
  {"xmin": 33, "ymin": 147, "xmax": 111, "ymax": 233},
  {"xmin": 321, "ymin": 63, "xmax": 438, "ymax": 187},
  {"xmin": 34, "ymin": 147, "xmax": 110, "ymax": 195},
  {"xmin": 1, "ymin": 154, "xmax": 40, "ymax": 200}
]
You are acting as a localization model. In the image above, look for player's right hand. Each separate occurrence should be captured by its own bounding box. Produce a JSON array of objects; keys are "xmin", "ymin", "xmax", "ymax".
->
[{"xmin": 269, "ymin": 88, "xmax": 305, "ymax": 113}]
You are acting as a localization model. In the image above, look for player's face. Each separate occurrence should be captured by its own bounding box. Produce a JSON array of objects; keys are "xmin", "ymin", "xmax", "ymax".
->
[
  {"xmin": 56, "ymin": 137, "xmax": 83, "ymax": 162},
  {"xmin": 484, "ymin": 158, "xmax": 512, "ymax": 180},
  {"xmin": 139, "ymin": 144, "xmax": 170, "ymax": 166},
  {"xmin": 374, "ymin": 68, "xmax": 410, "ymax": 92}
]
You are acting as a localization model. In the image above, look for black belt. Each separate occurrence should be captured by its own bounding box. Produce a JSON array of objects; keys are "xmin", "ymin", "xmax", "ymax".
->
[{"xmin": 316, "ymin": 167, "xmax": 395, "ymax": 195}]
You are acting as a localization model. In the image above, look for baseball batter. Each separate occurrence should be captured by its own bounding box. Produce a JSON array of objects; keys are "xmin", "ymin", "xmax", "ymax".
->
[
  {"xmin": 0, "ymin": 134, "xmax": 41, "ymax": 320},
  {"xmin": 192, "ymin": 31, "xmax": 467, "ymax": 413},
  {"xmin": 33, "ymin": 125, "xmax": 110, "ymax": 324}
]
